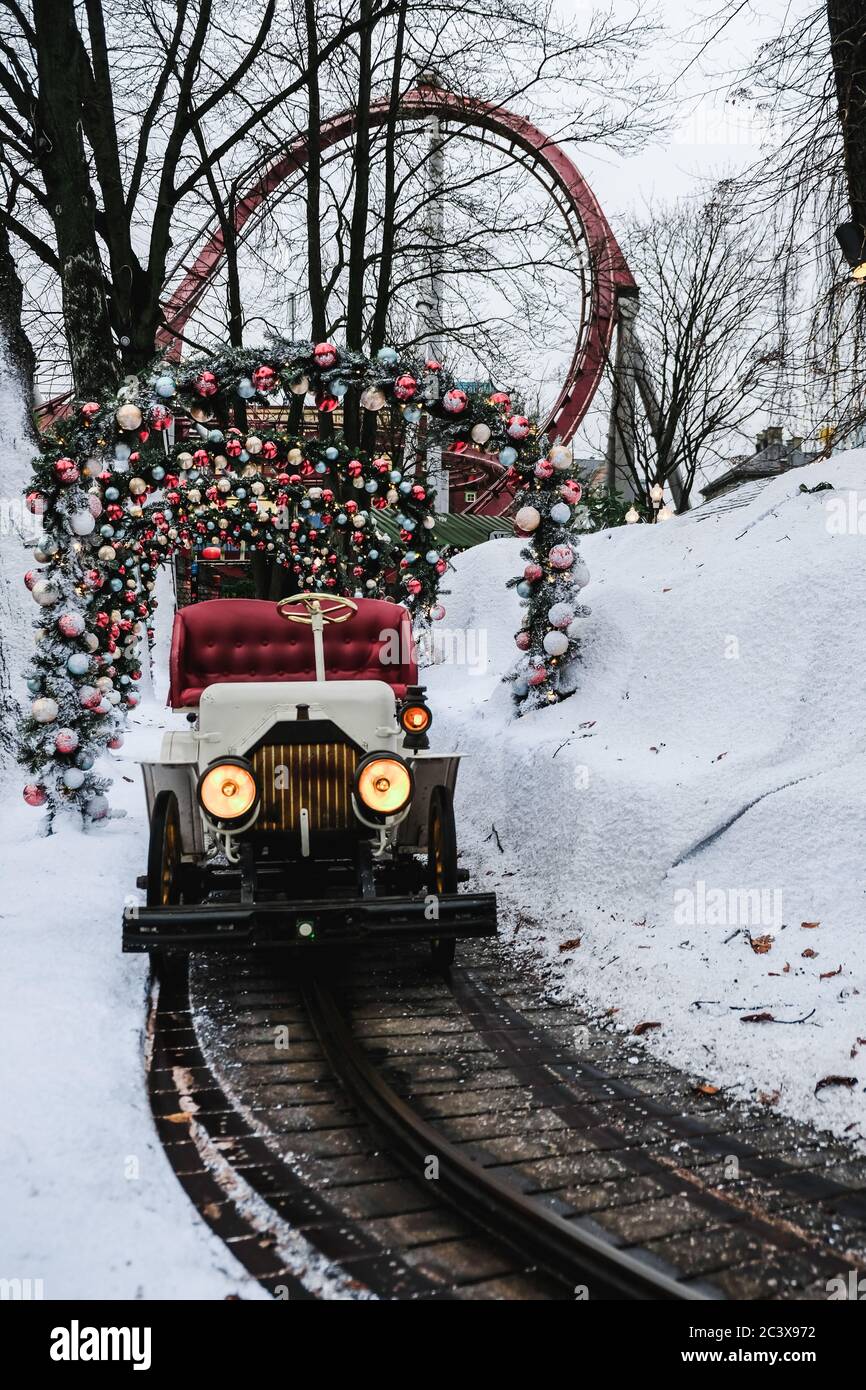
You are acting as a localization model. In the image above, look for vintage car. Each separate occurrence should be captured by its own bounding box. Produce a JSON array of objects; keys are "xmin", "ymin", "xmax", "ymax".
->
[{"xmin": 122, "ymin": 593, "xmax": 497, "ymax": 971}]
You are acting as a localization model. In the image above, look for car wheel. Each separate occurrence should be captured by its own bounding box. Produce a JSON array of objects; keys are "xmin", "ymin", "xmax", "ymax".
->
[
  {"xmin": 428, "ymin": 784, "xmax": 458, "ymax": 970},
  {"xmin": 147, "ymin": 790, "xmax": 187, "ymax": 987}
]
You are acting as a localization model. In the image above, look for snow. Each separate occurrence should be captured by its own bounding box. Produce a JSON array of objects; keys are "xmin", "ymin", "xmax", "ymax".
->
[
  {"xmin": 3, "ymin": 445, "xmax": 865, "ymax": 1298},
  {"xmin": 427, "ymin": 452, "xmax": 866, "ymax": 1143}
]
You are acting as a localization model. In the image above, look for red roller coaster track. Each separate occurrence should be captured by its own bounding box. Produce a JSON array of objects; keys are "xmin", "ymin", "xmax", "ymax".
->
[{"xmin": 157, "ymin": 84, "xmax": 636, "ymax": 512}]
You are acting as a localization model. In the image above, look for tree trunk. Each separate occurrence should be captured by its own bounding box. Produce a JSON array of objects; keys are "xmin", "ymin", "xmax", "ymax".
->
[
  {"xmin": 827, "ymin": 0, "xmax": 866, "ymax": 241},
  {"xmin": 33, "ymin": 0, "xmax": 117, "ymax": 396},
  {"xmin": 0, "ymin": 220, "xmax": 38, "ymax": 762},
  {"xmin": 343, "ymin": 0, "xmax": 374, "ymax": 447}
]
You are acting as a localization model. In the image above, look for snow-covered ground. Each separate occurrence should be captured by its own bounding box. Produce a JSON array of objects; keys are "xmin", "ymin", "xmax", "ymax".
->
[{"xmin": 428, "ymin": 451, "xmax": 866, "ymax": 1143}]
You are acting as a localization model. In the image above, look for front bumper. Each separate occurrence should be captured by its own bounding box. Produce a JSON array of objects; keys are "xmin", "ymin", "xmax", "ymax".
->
[{"xmin": 122, "ymin": 892, "xmax": 497, "ymax": 953}]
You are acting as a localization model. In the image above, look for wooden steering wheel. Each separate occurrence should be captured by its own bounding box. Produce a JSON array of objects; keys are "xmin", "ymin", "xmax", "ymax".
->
[{"xmin": 276, "ymin": 592, "xmax": 358, "ymax": 625}]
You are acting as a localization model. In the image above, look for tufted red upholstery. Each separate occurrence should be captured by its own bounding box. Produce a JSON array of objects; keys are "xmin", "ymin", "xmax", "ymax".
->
[{"xmin": 168, "ymin": 597, "xmax": 418, "ymax": 708}]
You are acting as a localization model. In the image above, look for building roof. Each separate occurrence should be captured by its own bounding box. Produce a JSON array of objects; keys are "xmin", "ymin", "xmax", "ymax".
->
[{"xmin": 375, "ymin": 510, "xmax": 514, "ymax": 550}]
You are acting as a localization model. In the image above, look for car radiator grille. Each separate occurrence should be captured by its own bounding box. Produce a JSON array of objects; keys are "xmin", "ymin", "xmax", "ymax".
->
[{"xmin": 251, "ymin": 741, "xmax": 356, "ymax": 832}]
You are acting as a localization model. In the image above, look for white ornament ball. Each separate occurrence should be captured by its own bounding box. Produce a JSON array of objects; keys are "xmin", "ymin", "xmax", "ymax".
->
[
  {"xmin": 470, "ymin": 422, "xmax": 492, "ymax": 446},
  {"xmin": 246, "ymin": 435, "xmax": 263, "ymax": 455},
  {"xmin": 515, "ymin": 506, "xmax": 541, "ymax": 532},
  {"xmin": 63, "ymin": 768, "xmax": 86, "ymax": 790},
  {"xmin": 69, "ymin": 510, "xmax": 96, "ymax": 536},
  {"xmin": 85, "ymin": 793, "xmax": 110, "ymax": 821},
  {"xmin": 566, "ymin": 618, "xmax": 582, "ymax": 640},
  {"xmin": 548, "ymin": 602, "xmax": 575, "ymax": 629},
  {"xmin": 543, "ymin": 630, "xmax": 569, "ymax": 657},
  {"xmin": 32, "ymin": 581, "xmax": 59, "ymax": 607},
  {"xmin": 116, "ymin": 403, "xmax": 142, "ymax": 431},
  {"xmin": 549, "ymin": 502, "xmax": 571, "ymax": 525},
  {"xmin": 32, "ymin": 697, "xmax": 59, "ymax": 723},
  {"xmin": 573, "ymin": 562, "xmax": 590, "ymax": 589}
]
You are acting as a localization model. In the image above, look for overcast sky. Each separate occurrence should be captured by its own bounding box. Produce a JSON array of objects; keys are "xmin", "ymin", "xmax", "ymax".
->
[{"xmin": 567, "ymin": 0, "xmax": 801, "ymax": 222}]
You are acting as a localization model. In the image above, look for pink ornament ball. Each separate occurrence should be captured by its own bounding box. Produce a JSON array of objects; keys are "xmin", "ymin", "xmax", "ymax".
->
[
  {"xmin": 194, "ymin": 370, "xmax": 218, "ymax": 397},
  {"xmin": 523, "ymin": 563, "xmax": 543, "ymax": 582},
  {"xmin": 57, "ymin": 612, "xmax": 86, "ymax": 639},
  {"xmin": 548, "ymin": 544, "xmax": 574, "ymax": 570},
  {"xmin": 24, "ymin": 570, "xmax": 37, "ymax": 591},
  {"xmin": 515, "ymin": 631, "xmax": 531, "ymax": 651},
  {"xmin": 54, "ymin": 728, "xmax": 79, "ymax": 754},
  {"xmin": 560, "ymin": 481, "xmax": 582, "ymax": 504},
  {"xmin": 127, "ymin": 693, "xmax": 140, "ymax": 708},
  {"xmin": 26, "ymin": 491, "xmax": 46, "ymax": 515},
  {"xmin": 527, "ymin": 667, "xmax": 548, "ymax": 686},
  {"xmin": 108, "ymin": 735, "xmax": 124, "ymax": 750},
  {"xmin": 430, "ymin": 603, "xmax": 446, "ymax": 622},
  {"xmin": 534, "ymin": 459, "xmax": 554, "ymax": 480},
  {"xmin": 23, "ymin": 783, "xmax": 48, "ymax": 807}
]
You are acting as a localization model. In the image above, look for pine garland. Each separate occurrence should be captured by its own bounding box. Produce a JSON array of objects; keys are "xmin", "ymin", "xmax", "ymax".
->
[{"xmin": 19, "ymin": 340, "xmax": 583, "ymax": 820}]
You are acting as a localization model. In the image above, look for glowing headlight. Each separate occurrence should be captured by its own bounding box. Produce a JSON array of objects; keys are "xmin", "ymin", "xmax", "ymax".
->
[
  {"xmin": 354, "ymin": 753, "xmax": 413, "ymax": 817},
  {"xmin": 197, "ymin": 758, "xmax": 260, "ymax": 825}
]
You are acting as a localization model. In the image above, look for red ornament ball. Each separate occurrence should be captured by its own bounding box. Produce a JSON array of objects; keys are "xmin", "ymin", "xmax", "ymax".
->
[
  {"xmin": 524, "ymin": 563, "xmax": 542, "ymax": 582},
  {"xmin": 534, "ymin": 459, "xmax": 554, "ymax": 480},
  {"xmin": 194, "ymin": 370, "xmax": 218, "ymax": 397},
  {"xmin": 80, "ymin": 401, "xmax": 100, "ymax": 420},
  {"xmin": 527, "ymin": 666, "xmax": 548, "ymax": 686},
  {"xmin": 443, "ymin": 388, "xmax": 467, "ymax": 414},
  {"xmin": 507, "ymin": 414, "xmax": 531, "ymax": 440},
  {"xmin": 26, "ymin": 491, "xmax": 46, "ymax": 515},
  {"xmin": 489, "ymin": 391, "xmax": 511, "ymax": 412},
  {"xmin": 54, "ymin": 728, "xmax": 79, "ymax": 754},
  {"xmin": 394, "ymin": 374, "xmax": 417, "ymax": 402},
  {"xmin": 24, "ymin": 570, "xmax": 37, "ymax": 591},
  {"xmin": 252, "ymin": 364, "xmax": 276, "ymax": 392},
  {"xmin": 54, "ymin": 457, "xmax": 80, "ymax": 484},
  {"xmin": 515, "ymin": 631, "xmax": 531, "ymax": 651},
  {"xmin": 314, "ymin": 342, "xmax": 338, "ymax": 368},
  {"xmin": 23, "ymin": 784, "xmax": 48, "ymax": 807}
]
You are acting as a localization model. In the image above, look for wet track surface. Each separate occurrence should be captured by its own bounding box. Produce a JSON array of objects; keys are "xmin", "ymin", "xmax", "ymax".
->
[{"xmin": 149, "ymin": 937, "xmax": 866, "ymax": 1300}]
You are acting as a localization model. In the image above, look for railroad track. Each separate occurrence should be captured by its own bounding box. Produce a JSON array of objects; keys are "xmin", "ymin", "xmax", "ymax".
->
[{"xmin": 149, "ymin": 942, "xmax": 866, "ymax": 1301}]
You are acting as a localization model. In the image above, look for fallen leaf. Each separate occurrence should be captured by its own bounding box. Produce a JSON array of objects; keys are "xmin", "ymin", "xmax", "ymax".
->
[
  {"xmin": 740, "ymin": 1012, "xmax": 775, "ymax": 1023},
  {"xmin": 802, "ymin": 948, "xmax": 817, "ymax": 958},
  {"xmin": 633, "ymin": 1020, "xmax": 661, "ymax": 1035},
  {"xmin": 749, "ymin": 934, "xmax": 773, "ymax": 954},
  {"xmin": 662, "ymin": 586, "xmax": 672, "ymax": 592},
  {"xmin": 558, "ymin": 937, "xmax": 582, "ymax": 953},
  {"xmin": 801, "ymin": 920, "xmax": 820, "ymax": 929},
  {"xmin": 713, "ymin": 751, "xmax": 728, "ymax": 762},
  {"xmin": 757, "ymin": 1089, "xmax": 780, "ymax": 1106},
  {"xmin": 578, "ymin": 720, "xmax": 596, "ymax": 729},
  {"xmin": 693, "ymin": 1082, "xmax": 720, "ymax": 1095},
  {"xmin": 820, "ymin": 964, "xmax": 842, "ymax": 980},
  {"xmin": 603, "ymin": 1006, "xmax": 620, "ymax": 1017},
  {"xmin": 815, "ymin": 1075, "xmax": 857, "ymax": 1094}
]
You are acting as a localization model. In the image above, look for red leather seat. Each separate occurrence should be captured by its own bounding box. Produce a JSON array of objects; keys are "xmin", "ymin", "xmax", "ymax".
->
[{"xmin": 168, "ymin": 597, "xmax": 418, "ymax": 708}]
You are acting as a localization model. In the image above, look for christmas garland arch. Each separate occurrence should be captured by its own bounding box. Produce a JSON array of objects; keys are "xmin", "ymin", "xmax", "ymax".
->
[{"xmin": 19, "ymin": 339, "xmax": 590, "ymax": 820}]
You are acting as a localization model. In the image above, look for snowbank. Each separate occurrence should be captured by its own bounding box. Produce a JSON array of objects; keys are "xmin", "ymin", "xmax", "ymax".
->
[{"xmin": 427, "ymin": 451, "xmax": 866, "ymax": 1141}]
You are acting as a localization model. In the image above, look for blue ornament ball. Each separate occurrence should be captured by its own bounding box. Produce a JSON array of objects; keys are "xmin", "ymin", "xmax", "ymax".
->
[
  {"xmin": 499, "ymin": 446, "xmax": 518, "ymax": 467},
  {"xmin": 75, "ymin": 749, "xmax": 95, "ymax": 770},
  {"xmin": 154, "ymin": 375, "xmax": 175, "ymax": 398},
  {"xmin": 512, "ymin": 678, "xmax": 529, "ymax": 698},
  {"xmin": 67, "ymin": 653, "xmax": 90, "ymax": 677},
  {"xmin": 207, "ymin": 429, "xmax": 224, "ymax": 446},
  {"xmin": 325, "ymin": 446, "xmax": 339, "ymax": 461},
  {"xmin": 425, "ymin": 550, "xmax": 439, "ymax": 564},
  {"xmin": 399, "ymin": 481, "xmax": 412, "ymax": 494},
  {"xmin": 389, "ymin": 470, "xmax": 402, "ymax": 483},
  {"xmin": 110, "ymin": 578, "xmax": 123, "ymax": 592},
  {"xmin": 368, "ymin": 549, "xmax": 379, "ymax": 561},
  {"xmin": 377, "ymin": 346, "xmax": 398, "ymax": 365},
  {"xmin": 315, "ymin": 462, "xmax": 327, "ymax": 474},
  {"xmin": 237, "ymin": 377, "xmax": 256, "ymax": 400},
  {"xmin": 402, "ymin": 405, "xmax": 421, "ymax": 424},
  {"xmin": 104, "ymin": 487, "xmax": 119, "ymax": 502},
  {"xmin": 336, "ymin": 512, "xmax": 347, "ymax": 525},
  {"xmin": 151, "ymin": 465, "xmax": 165, "ymax": 482},
  {"xmin": 365, "ymin": 480, "xmax": 378, "ymax": 493},
  {"xmin": 516, "ymin": 581, "xmax": 531, "ymax": 598},
  {"xmin": 114, "ymin": 443, "xmax": 131, "ymax": 463},
  {"xmin": 100, "ymin": 525, "xmax": 114, "ymax": 539}
]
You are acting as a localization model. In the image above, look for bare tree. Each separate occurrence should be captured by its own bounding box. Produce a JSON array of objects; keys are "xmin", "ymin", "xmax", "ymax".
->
[{"xmin": 601, "ymin": 187, "xmax": 782, "ymax": 510}]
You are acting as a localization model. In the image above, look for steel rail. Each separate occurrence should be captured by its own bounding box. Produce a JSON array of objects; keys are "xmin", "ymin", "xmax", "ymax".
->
[{"xmin": 303, "ymin": 979, "xmax": 711, "ymax": 1301}]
